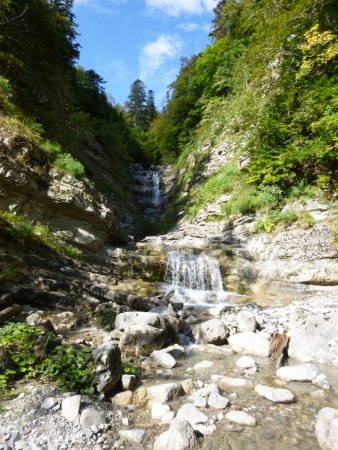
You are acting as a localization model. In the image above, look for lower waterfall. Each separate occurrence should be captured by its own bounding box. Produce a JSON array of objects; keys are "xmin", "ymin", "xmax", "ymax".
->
[{"xmin": 163, "ymin": 249, "xmax": 228, "ymax": 305}]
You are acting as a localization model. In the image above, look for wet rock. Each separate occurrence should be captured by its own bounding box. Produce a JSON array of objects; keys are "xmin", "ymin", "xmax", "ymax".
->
[
  {"xmin": 153, "ymin": 418, "xmax": 196, "ymax": 450},
  {"xmin": 237, "ymin": 311, "xmax": 257, "ymax": 332},
  {"xmin": 228, "ymin": 331, "xmax": 270, "ymax": 357},
  {"xmin": 236, "ymin": 356, "xmax": 257, "ymax": 369},
  {"xmin": 188, "ymin": 383, "xmax": 219, "ymax": 401},
  {"xmin": 313, "ymin": 374, "xmax": 331, "ymax": 390},
  {"xmin": 80, "ymin": 408, "xmax": 106, "ymax": 428},
  {"xmin": 115, "ymin": 312, "xmax": 161, "ymax": 331},
  {"xmin": 194, "ymin": 397, "xmax": 207, "ymax": 408},
  {"xmin": 176, "ymin": 404, "xmax": 208, "ymax": 428},
  {"xmin": 122, "ymin": 374, "xmax": 136, "ymax": 391},
  {"xmin": 207, "ymin": 392, "xmax": 229, "ymax": 409},
  {"xmin": 162, "ymin": 344, "xmax": 185, "ymax": 359},
  {"xmin": 92, "ymin": 341, "xmax": 122, "ymax": 394},
  {"xmin": 193, "ymin": 360, "xmax": 214, "ymax": 371},
  {"xmin": 61, "ymin": 395, "xmax": 81, "ymax": 422},
  {"xmin": 119, "ymin": 325, "xmax": 168, "ymax": 357},
  {"xmin": 276, "ymin": 363, "xmax": 320, "ymax": 382},
  {"xmin": 255, "ymin": 384, "xmax": 295, "ymax": 403},
  {"xmin": 316, "ymin": 407, "xmax": 338, "ymax": 450},
  {"xmin": 225, "ymin": 411, "xmax": 256, "ymax": 427},
  {"xmin": 199, "ymin": 319, "xmax": 228, "ymax": 345},
  {"xmin": 147, "ymin": 382, "xmax": 183, "ymax": 404},
  {"xmin": 148, "ymin": 350, "xmax": 177, "ymax": 368},
  {"xmin": 210, "ymin": 375, "xmax": 253, "ymax": 388},
  {"xmin": 151, "ymin": 402, "xmax": 175, "ymax": 423}
]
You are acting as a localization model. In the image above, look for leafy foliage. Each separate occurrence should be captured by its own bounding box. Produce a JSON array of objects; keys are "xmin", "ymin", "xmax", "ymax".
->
[{"xmin": 0, "ymin": 323, "xmax": 95, "ymax": 395}]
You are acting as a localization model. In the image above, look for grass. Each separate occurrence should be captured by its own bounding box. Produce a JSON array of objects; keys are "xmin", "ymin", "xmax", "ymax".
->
[
  {"xmin": 0, "ymin": 211, "xmax": 83, "ymax": 260},
  {"xmin": 255, "ymin": 208, "xmax": 299, "ymax": 233}
]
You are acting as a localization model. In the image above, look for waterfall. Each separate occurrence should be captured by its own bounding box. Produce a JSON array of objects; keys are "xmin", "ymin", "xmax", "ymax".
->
[
  {"xmin": 152, "ymin": 171, "xmax": 161, "ymax": 208},
  {"xmin": 131, "ymin": 164, "xmax": 162, "ymax": 212},
  {"xmin": 163, "ymin": 249, "xmax": 228, "ymax": 305}
]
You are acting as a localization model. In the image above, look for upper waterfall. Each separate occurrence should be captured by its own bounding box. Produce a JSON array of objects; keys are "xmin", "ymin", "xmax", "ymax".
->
[
  {"xmin": 163, "ymin": 249, "xmax": 228, "ymax": 305},
  {"xmin": 130, "ymin": 164, "xmax": 162, "ymax": 213}
]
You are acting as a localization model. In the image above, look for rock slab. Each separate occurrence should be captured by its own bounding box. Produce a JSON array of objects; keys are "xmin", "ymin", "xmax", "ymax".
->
[{"xmin": 316, "ymin": 407, "xmax": 338, "ymax": 450}]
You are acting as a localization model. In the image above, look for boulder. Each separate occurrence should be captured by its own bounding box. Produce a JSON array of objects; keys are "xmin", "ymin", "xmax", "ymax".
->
[
  {"xmin": 228, "ymin": 331, "xmax": 270, "ymax": 357},
  {"xmin": 148, "ymin": 350, "xmax": 177, "ymax": 368},
  {"xmin": 225, "ymin": 411, "xmax": 256, "ymax": 427},
  {"xmin": 199, "ymin": 319, "xmax": 228, "ymax": 345},
  {"xmin": 188, "ymin": 384, "xmax": 219, "ymax": 401},
  {"xmin": 122, "ymin": 374, "xmax": 136, "ymax": 391},
  {"xmin": 237, "ymin": 311, "xmax": 257, "ymax": 332},
  {"xmin": 207, "ymin": 392, "xmax": 229, "ymax": 409},
  {"xmin": 288, "ymin": 308, "xmax": 338, "ymax": 366},
  {"xmin": 236, "ymin": 356, "xmax": 257, "ymax": 369},
  {"xmin": 147, "ymin": 383, "xmax": 183, "ymax": 404},
  {"xmin": 92, "ymin": 341, "xmax": 121, "ymax": 394},
  {"xmin": 193, "ymin": 360, "xmax": 214, "ymax": 371},
  {"xmin": 276, "ymin": 364, "xmax": 320, "ymax": 382},
  {"xmin": 80, "ymin": 408, "xmax": 106, "ymax": 428},
  {"xmin": 153, "ymin": 418, "xmax": 196, "ymax": 450},
  {"xmin": 114, "ymin": 312, "xmax": 161, "ymax": 331},
  {"xmin": 119, "ymin": 325, "xmax": 168, "ymax": 357},
  {"xmin": 255, "ymin": 384, "xmax": 295, "ymax": 403},
  {"xmin": 316, "ymin": 407, "xmax": 338, "ymax": 450},
  {"xmin": 151, "ymin": 402, "xmax": 175, "ymax": 423},
  {"xmin": 176, "ymin": 404, "xmax": 208, "ymax": 429},
  {"xmin": 210, "ymin": 375, "xmax": 253, "ymax": 389}
]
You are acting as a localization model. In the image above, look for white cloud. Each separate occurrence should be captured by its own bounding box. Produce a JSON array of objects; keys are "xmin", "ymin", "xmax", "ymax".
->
[
  {"xmin": 146, "ymin": 0, "xmax": 217, "ymax": 16},
  {"xmin": 92, "ymin": 3, "xmax": 116, "ymax": 13},
  {"xmin": 177, "ymin": 22, "xmax": 200, "ymax": 32},
  {"xmin": 74, "ymin": 0, "xmax": 127, "ymax": 8},
  {"xmin": 139, "ymin": 34, "xmax": 182, "ymax": 80}
]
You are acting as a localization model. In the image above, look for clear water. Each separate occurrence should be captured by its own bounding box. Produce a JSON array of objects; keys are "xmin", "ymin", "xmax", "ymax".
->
[{"xmin": 163, "ymin": 249, "xmax": 229, "ymax": 305}]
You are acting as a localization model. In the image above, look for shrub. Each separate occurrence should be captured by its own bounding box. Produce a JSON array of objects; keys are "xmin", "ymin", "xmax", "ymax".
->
[
  {"xmin": 0, "ymin": 76, "xmax": 13, "ymax": 96},
  {"xmin": 255, "ymin": 208, "xmax": 299, "ymax": 233},
  {"xmin": 41, "ymin": 140, "xmax": 63, "ymax": 158},
  {"xmin": 54, "ymin": 153, "xmax": 85, "ymax": 178}
]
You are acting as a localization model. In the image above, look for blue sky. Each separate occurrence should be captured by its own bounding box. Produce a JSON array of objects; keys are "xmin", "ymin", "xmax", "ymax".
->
[{"xmin": 73, "ymin": 0, "xmax": 218, "ymax": 108}]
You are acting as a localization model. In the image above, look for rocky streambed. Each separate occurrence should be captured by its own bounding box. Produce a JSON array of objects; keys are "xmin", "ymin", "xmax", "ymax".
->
[{"xmin": 1, "ymin": 291, "xmax": 338, "ymax": 450}]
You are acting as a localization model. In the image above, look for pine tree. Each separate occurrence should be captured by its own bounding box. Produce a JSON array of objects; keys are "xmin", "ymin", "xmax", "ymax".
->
[
  {"xmin": 145, "ymin": 89, "xmax": 157, "ymax": 128},
  {"xmin": 127, "ymin": 79, "xmax": 147, "ymax": 129}
]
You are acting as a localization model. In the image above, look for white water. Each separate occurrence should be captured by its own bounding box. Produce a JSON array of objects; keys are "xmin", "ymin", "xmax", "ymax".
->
[
  {"xmin": 163, "ymin": 249, "xmax": 228, "ymax": 305},
  {"xmin": 152, "ymin": 171, "xmax": 161, "ymax": 208}
]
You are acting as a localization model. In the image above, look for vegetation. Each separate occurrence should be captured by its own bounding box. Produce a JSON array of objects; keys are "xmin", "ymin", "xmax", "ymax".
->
[
  {"xmin": 0, "ymin": 323, "xmax": 95, "ymax": 395},
  {"xmin": 0, "ymin": 211, "xmax": 82, "ymax": 260}
]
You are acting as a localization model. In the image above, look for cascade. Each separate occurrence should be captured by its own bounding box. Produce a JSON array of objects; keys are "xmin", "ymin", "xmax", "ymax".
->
[
  {"xmin": 130, "ymin": 164, "xmax": 162, "ymax": 212},
  {"xmin": 163, "ymin": 249, "xmax": 228, "ymax": 305}
]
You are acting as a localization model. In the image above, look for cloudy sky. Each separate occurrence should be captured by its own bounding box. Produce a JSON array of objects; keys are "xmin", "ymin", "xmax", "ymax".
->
[{"xmin": 73, "ymin": 0, "xmax": 217, "ymax": 107}]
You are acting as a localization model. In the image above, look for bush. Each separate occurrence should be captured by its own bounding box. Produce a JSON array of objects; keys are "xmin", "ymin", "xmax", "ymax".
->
[
  {"xmin": 255, "ymin": 208, "xmax": 299, "ymax": 233},
  {"xmin": 0, "ymin": 323, "xmax": 95, "ymax": 395},
  {"xmin": 55, "ymin": 154, "xmax": 85, "ymax": 178}
]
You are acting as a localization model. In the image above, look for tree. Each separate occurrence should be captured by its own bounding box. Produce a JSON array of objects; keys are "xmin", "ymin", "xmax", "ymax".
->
[
  {"xmin": 145, "ymin": 89, "xmax": 157, "ymax": 127},
  {"xmin": 127, "ymin": 79, "xmax": 147, "ymax": 129}
]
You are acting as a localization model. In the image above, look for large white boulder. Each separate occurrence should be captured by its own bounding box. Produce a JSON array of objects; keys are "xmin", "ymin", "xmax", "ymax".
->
[
  {"xmin": 255, "ymin": 384, "xmax": 295, "ymax": 403},
  {"xmin": 199, "ymin": 319, "xmax": 228, "ymax": 345},
  {"xmin": 276, "ymin": 364, "xmax": 320, "ymax": 382},
  {"xmin": 176, "ymin": 404, "xmax": 208, "ymax": 429},
  {"xmin": 228, "ymin": 331, "xmax": 270, "ymax": 357},
  {"xmin": 316, "ymin": 408, "xmax": 338, "ymax": 450},
  {"xmin": 237, "ymin": 311, "xmax": 257, "ymax": 332},
  {"xmin": 153, "ymin": 418, "xmax": 196, "ymax": 450},
  {"xmin": 115, "ymin": 312, "xmax": 161, "ymax": 331}
]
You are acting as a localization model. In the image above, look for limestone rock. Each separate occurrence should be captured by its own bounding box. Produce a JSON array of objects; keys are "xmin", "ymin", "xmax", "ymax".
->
[
  {"xmin": 176, "ymin": 404, "xmax": 208, "ymax": 429},
  {"xmin": 112, "ymin": 391, "xmax": 133, "ymax": 407},
  {"xmin": 228, "ymin": 331, "xmax": 270, "ymax": 357},
  {"xmin": 207, "ymin": 392, "xmax": 229, "ymax": 409},
  {"xmin": 92, "ymin": 341, "xmax": 121, "ymax": 394},
  {"xmin": 153, "ymin": 418, "xmax": 196, "ymax": 450},
  {"xmin": 147, "ymin": 383, "xmax": 183, "ymax": 404},
  {"xmin": 316, "ymin": 407, "xmax": 338, "ymax": 450},
  {"xmin": 225, "ymin": 411, "xmax": 256, "ymax": 427},
  {"xmin": 276, "ymin": 364, "xmax": 320, "ymax": 382},
  {"xmin": 115, "ymin": 312, "xmax": 161, "ymax": 331},
  {"xmin": 119, "ymin": 429, "xmax": 145, "ymax": 444},
  {"xmin": 62, "ymin": 395, "xmax": 81, "ymax": 422},
  {"xmin": 119, "ymin": 325, "xmax": 168, "ymax": 357},
  {"xmin": 193, "ymin": 360, "xmax": 214, "ymax": 371},
  {"xmin": 149, "ymin": 350, "xmax": 177, "ymax": 368},
  {"xmin": 237, "ymin": 311, "xmax": 257, "ymax": 332},
  {"xmin": 236, "ymin": 356, "xmax": 257, "ymax": 369},
  {"xmin": 255, "ymin": 384, "xmax": 295, "ymax": 403},
  {"xmin": 210, "ymin": 375, "xmax": 253, "ymax": 389},
  {"xmin": 188, "ymin": 384, "xmax": 219, "ymax": 401},
  {"xmin": 122, "ymin": 374, "xmax": 136, "ymax": 391},
  {"xmin": 80, "ymin": 408, "xmax": 106, "ymax": 428},
  {"xmin": 41, "ymin": 397, "xmax": 57, "ymax": 410},
  {"xmin": 288, "ymin": 308, "xmax": 338, "ymax": 366},
  {"xmin": 199, "ymin": 319, "xmax": 228, "ymax": 345}
]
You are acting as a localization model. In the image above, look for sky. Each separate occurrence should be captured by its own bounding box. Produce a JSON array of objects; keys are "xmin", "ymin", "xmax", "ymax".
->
[{"xmin": 73, "ymin": 0, "xmax": 218, "ymax": 108}]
